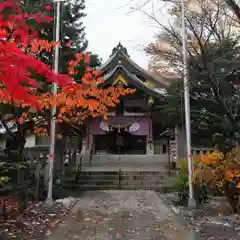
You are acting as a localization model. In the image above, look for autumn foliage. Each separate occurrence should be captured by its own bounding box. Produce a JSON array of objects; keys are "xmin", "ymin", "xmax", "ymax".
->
[
  {"xmin": 0, "ymin": 0, "xmax": 72, "ymax": 107},
  {"xmin": 194, "ymin": 150, "xmax": 240, "ymax": 212},
  {"xmin": 0, "ymin": 0, "xmax": 134, "ymax": 135}
]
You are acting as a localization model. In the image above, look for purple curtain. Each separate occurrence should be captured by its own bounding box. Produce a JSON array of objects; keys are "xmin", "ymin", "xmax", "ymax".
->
[{"xmin": 88, "ymin": 116, "xmax": 152, "ymax": 136}]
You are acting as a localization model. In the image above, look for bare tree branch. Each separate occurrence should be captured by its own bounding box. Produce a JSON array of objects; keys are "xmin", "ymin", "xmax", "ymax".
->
[{"xmin": 225, "ymin": 0, "xmax": 240, "ymax": 21}]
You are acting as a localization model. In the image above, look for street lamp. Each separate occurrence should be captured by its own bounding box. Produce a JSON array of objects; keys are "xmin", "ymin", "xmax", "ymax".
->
[{"xmin": 46, "ymin": 0, "xmax": 62, "ymax": 205}]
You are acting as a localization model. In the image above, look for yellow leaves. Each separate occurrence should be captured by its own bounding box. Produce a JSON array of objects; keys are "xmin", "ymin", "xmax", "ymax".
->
[
  {"xmin": 194, "ymin": 149, "xmax": 240, "ymax": 191},
  {"xmin": 200, "ymin": 152, "xmax": 223, "ymax": 165},
  {"xmin": 144, "ymin": 81, "xmax": 153, "ymax": 87},
  {"xmin": 234, "ymin": 171, "xmax": 240, "ymax": 178},
  {"xmin": 179, "ymin": 159, "xmax": 188, "ymax": 172},
  {"xmin": 193, "ymin": 168, "xmax": 200, "ymax": 181}
]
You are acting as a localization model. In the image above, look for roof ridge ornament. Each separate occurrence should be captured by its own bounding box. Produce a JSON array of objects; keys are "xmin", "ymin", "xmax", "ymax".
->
[{"xmin": 110, "ymin": 42, "xmax": 129, "ymax": 57}]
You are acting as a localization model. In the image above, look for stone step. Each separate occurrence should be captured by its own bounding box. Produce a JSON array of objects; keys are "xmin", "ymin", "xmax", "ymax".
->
[
  {"xmin": 82, "ymin": 164, "xmax": 169, "ymax": 169},
  {"xmin": 65, "ymin": 170, "xmax": 171, "ymax": 191},
  {"xmin": 81, "ymin": 168, "xmax": 169, "ymax": 173},
  {"xmin": 71, "ymin": 172, "xmax": 168, "ymax": 180},
  {"xmin": 74, "ymin": 179, "xmax": 166, "ymax": 184},
  {"xmin": 64, "ymin": 184, "xmax": 119, "ymax": 190},
  {"xmin": 120, "ymin": 171, "xmax": 168, "ymax": 175},
  {"xmin": 120, "ymin": 185, "xmax": 167, "ymax": 189},
  {"xmin": 81, "ymin": 165, "xmax": 169, "ymax": 169},
  {"xmin": 83, "ymin": 158, "xmax": 169, "ymax": 161},
  {"xmin": 81, "ymin": 162, "xmax": 170, "ymax": 166},
  {"xmin": 71, "ymin": 184, "xmax": 168, "ymax": 191},
  {"xmin": 85, "ymin": 158, "xmax": 169, "ymax": 162}
]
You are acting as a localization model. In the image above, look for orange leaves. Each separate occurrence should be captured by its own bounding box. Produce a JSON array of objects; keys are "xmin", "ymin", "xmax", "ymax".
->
[
  {"xmin": 34, "ymin": 127, "xmax": 48, "ymax": 136},
  {"xmin": 0, "ymin": 0, "xmax": 135, "ymax": 137},
  {"xmin": 200, "ymin": 152, "xmax": 223, "ymax": 165},
  {"xmin": 195, "ymin": 150, "xmax": 240, "ymax": 191},
  {"xmin": 55, "ymin": 82, "xmax": 134, "ymax": 124},
  {"xmin": 30, "ymin": 40, "xmax": 57, "ymax": 53},
  {"xmin": 68, "ymin": 53, "xmax": 91, "ymax": 76},
  {"xmin": 48, "ymin": 52, "xmax": 135, "ymax": 123},
  {"xmin": 225, "ymin": 170, "xmax": 234, "ymax": 181}
]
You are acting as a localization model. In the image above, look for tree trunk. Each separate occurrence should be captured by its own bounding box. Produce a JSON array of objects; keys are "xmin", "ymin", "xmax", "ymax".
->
[{"xmin": 224, "ymin": 182, "xmax": 240, "ymax": 213}]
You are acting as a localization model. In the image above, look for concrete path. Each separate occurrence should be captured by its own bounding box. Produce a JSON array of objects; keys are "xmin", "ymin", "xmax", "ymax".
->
[{"xmin": 46, "ymin": 190, "xmax": 199, "ymax": 240}]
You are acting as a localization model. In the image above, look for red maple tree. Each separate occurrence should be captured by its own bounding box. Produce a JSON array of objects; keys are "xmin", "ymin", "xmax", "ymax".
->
[
  {"xmin": 0, "ymin": 0, "xmax": 72, "ymax": 106},
  {"xmin": 0, "ymin": 0, "xmax": 134, "ymax": 139}
]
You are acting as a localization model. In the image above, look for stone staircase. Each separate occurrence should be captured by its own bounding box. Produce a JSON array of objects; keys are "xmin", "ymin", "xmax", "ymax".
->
[
  {"xmin": 65, "ymin": 154, "xmax": 171, "ymax": 191},
  {"xmin": 64, "ymin": 170, "xmax": 169, "ymax": 191},
  {"xmin": 82, "ymin": 154, "xmax": 170, "ymax": 171}
]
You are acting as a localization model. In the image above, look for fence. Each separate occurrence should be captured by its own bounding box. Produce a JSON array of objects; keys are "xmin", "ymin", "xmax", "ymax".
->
[{"xmin": 192, "ymin": 147, "xmax": 214, "ymax": 156}]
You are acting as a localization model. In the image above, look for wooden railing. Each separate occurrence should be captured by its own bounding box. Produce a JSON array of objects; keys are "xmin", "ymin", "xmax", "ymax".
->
[{"xmin": 191, "ymin": 147, "xmax": 214, "ymax": 156}]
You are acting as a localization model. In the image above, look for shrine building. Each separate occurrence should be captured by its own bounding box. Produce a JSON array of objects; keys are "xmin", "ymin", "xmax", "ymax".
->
[
  {"xmin": 80, "ymin": 42, "xmax": 173, "ymax": 166},
  {"xmin": 0, "ymin": 43, "xmax": 187, "ymax": 170}
]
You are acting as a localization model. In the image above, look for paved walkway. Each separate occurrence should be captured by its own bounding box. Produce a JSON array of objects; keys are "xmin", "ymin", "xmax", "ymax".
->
[{"xmin": 46, "ymin": 190, "xmax": 199, "ymax": 240}]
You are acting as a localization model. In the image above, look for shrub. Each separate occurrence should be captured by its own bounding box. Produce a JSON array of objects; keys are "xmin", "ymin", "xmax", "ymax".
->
[
  {"xmin": 169, "ymin": 170, "xmax": 188, "ymax": 203},
  {"xmin": 0, "ymin": 176, "xmax": 10, "ymax": 187},
  {"xmin": 194, "ymin": 150, "xmax": 240, "ymax": 213},
  {"xmin": 169, "ymin": 159, "xmax": 208, "ymax": 205}
]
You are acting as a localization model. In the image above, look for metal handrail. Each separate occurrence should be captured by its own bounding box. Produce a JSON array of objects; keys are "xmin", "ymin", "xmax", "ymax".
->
[
  {"xmin": 79, "ymin": 155, "xmax": 83, "ymax": 171},
  {"xmin": 89, "ymin": 147, "xmax": 93, "ymax": 164}
]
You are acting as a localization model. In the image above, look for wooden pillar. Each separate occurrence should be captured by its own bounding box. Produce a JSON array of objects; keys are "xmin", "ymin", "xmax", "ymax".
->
[{"xmin": 146, "ymin": 117, "xmax": 154, "ymax": 155}]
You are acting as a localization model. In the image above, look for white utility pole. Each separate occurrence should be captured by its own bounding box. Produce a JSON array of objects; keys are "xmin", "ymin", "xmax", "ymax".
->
[
  {"xmin": 180, "ymin": 0, "xmax": 196, "ymax": 208},
  {"xmin": 46, "ymin": 0, "xmax": 61, "ymax": 205}
]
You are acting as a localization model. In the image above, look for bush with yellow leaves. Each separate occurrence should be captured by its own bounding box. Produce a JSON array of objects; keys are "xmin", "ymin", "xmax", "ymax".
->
[
  {"xmin": 169, "ymin": 157, "xmax": 208, "ymax": 205},
  {"xmin": 195, "ymin": 149, "xmax": 240, "ymax": 213}
]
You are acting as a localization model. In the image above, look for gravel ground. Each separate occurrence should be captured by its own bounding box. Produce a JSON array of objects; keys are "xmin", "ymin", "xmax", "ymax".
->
[
  {"xmin": 163, "ymin": 193, "xmax": 240, "ymax": 240},
  {"xmin": 47, "ymin": 190, "xmax": 197, "ymax": 240},
  {"xmin": 1, "ymin": 198, "xmax": 77, "ymax": 239}
]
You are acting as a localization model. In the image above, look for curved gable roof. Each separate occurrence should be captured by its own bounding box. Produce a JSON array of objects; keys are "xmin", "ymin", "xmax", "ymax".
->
[
  {"xmin": 99, "ymin": 42, "xmax": 170, "ymax": 88},
  {"xmin": 100, "ymin": 65, "xmax": 165, "ymax": 99}
]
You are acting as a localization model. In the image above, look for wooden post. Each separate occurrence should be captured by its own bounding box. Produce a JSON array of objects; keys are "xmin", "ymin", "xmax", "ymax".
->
[
  {"xmin": 167, "ymin": 139, "xmax": 171, "ymax": 176},
  {"xmin": 118, "ymin": 169, "xmax": 122, "ymax": 189},
  {"xmin": 35, "ymin": 163, "xmax": 41, "ymax": 200}
]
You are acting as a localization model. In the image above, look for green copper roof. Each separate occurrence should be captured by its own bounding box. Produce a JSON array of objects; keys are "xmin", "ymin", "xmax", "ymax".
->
[
  {"xmin": 100, "ymin": 64, "xmax": 166, "ymax": 99},
  {"xmin": 99, "ymin": 42, "xmax": 170, "ymax": 88}
]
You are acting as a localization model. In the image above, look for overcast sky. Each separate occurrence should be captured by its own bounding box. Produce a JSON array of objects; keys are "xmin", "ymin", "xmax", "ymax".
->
[{"xmin": 84, "ymin": 0, "xmax": 168, "ymax": 69}]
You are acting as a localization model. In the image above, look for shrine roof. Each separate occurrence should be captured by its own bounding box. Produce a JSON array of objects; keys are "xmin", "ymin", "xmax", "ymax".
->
[
  {"xmin": 99, "ymin": 42, "xmax": 169, "ymax": 88},
  {"xmin": 100, "ymin": 64, "xmax": 166, "ymax": 99}
]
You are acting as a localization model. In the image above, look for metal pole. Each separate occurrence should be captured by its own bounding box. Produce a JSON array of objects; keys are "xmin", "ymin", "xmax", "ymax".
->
[
  {"xmin": 180, "ymin": 0, "xmax": 196, "ymax": 208},
  {"xmin": 46, "ymin": 0, "xmax": 61, "ymax": 205}
]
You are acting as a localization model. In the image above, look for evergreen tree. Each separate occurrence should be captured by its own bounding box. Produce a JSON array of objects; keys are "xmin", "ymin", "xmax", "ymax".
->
[{"xmin": 23, "ymin": 0, "xmax": 101, "ymax": 72}]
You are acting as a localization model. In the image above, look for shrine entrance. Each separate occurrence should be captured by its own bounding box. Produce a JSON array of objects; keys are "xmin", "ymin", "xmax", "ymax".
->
[{"xmin": 94, "ymin": 130, "xmax": 146, "ymax": 155}]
